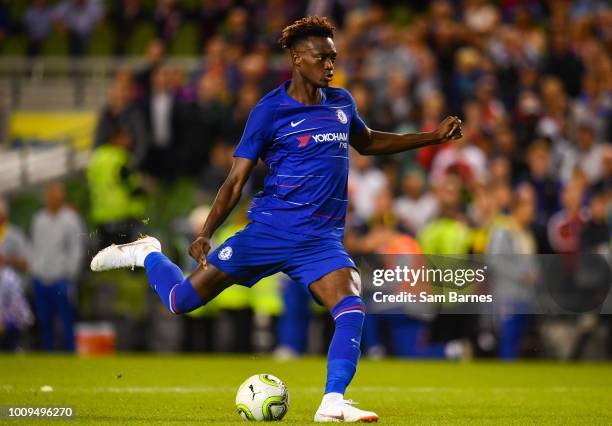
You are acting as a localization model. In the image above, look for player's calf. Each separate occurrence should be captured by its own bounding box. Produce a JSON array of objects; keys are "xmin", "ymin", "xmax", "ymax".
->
[
  {"xmin": 325, "ymin": 295, "xmax": 365, "ymax": 395},
  {"xmin": 144, "ymin": 252, "xmax": 205, "ymax": 314}
]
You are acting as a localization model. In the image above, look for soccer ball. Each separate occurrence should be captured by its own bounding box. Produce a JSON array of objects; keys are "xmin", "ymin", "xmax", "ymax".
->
[{"xmin": 235, "ymin": 374, "xmax": 289, "ymax": 421}]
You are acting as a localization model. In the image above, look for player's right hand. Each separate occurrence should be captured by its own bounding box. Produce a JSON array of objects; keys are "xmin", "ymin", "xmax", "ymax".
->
[
  {"xmin": 436, "ymin": 116, "xmax": 462, "ymax": 142},
  {"xmin": 189, "ymin": 235, "xmax": 212, "ymax": 269}
]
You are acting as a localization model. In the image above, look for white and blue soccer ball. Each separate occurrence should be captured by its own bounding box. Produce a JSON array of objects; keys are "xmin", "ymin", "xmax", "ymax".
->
[{"xmin": 235, "ymin": 374, "xmax": 289, "ymax": 421}]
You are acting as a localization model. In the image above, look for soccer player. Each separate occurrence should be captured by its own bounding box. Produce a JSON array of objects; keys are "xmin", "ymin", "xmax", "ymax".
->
[{"xmin": 91, "ymin": 16, "xmax": 462, "ymax": 422}]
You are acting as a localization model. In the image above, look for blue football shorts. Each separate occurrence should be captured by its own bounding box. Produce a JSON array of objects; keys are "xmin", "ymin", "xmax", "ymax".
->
[{"xmin": 207, "ymin": 221, "xmax": 357, "ymax": 295}]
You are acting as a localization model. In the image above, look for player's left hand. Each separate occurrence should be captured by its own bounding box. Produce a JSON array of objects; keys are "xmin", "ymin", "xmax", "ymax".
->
[{"xmin": 435, "ymin": 116, "xmax": 462, "ymax": 142}]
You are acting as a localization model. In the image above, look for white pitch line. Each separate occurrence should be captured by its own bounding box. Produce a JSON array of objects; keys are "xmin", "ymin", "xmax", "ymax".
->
[
  {"xmin": 1, "ymin": 386, "xmax": 600, "ymax": 394},
  {"xmin": 93, "ymin": 386, "xmax": 235, "ymax": 393}
]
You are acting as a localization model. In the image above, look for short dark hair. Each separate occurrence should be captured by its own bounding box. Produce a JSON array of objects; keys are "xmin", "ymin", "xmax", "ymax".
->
[{"xmin": 278, "ymin": 16, "xmax": 335, "ymax": 49}]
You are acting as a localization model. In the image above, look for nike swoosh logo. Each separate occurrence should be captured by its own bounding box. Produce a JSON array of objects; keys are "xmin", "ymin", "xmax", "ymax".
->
[
  {"xmin": 351, "ymin": 338, "xmax": 360, "ymax": 345},
  {"xmin": 116, "ymin": 240, "xmax": 151, "ymax": 251},
  {"xmin": 291, "ymin": 119, "xmax": 305, "ymax": 127},
  {"xmin": 320, "ymin": 413, "xmax": 344, "ymax": 420}
]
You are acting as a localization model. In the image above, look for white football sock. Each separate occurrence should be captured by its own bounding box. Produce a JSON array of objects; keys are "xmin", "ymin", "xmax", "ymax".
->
[{"xmin": 322, "ymin": 392, "xmax": 343, "ymax": 406}]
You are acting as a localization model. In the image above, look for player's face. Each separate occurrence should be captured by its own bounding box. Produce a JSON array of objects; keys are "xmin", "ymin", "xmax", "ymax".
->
[{"xmin": 293, "ymin": 37, "xmax": 337, "ymax": 87}]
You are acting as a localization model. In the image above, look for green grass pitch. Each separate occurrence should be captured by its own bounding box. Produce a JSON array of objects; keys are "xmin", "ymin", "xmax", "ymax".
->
[{"xmin": 0, "ymin": 355, "xmax": 611, "ymax": 424}]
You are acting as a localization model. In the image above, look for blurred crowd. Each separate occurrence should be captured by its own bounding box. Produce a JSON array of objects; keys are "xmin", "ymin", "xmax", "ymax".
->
[{"xmin": 1, "ymin": 0, "xmax": 611, "ymax": 359}]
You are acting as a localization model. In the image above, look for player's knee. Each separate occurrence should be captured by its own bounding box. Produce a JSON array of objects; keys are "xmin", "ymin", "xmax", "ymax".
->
[
  {"xmin": 349, "ymin": 269, "xmax": 362, "ymax": 294},
  {"xmin": 339, "ymin": 268, "xmax": 361, "ymax": 293},
  {"xmin": 334, "ymin": 271, "xmax": 362, "ymax": 308}
]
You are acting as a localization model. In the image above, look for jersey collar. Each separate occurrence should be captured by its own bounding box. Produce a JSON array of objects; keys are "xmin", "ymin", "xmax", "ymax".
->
[{"xmin": 281, "ymin": 80, "xmax": 327, "ymax": 106}]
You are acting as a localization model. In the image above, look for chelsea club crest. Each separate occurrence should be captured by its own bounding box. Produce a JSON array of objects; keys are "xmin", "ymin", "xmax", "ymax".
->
[
  {"xmin": 336, "ymin": 109, "xmax": 348, "ymax": 124},
  {"xmin": 218, "ymin": 246, "xmax": 233, "ymax": 260}
]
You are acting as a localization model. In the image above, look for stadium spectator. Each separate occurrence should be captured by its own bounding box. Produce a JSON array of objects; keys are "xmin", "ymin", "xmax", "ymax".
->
[
  {"xmin": 177, "ymin": 71, "xmax": 231, "ymax": 179},
  {"xmin": 87, "ymin": 127, "xmax": 146, "ymax": 247},
  {"xmin": 222, "ymin": 7, "xmax": 254, "ymax": 53},
  {"xmin": 489, "ymin": 156, "xmax": 512, "ymax": 186},
  {"xmin": 229, "ymin": 84, "xmax": 272, "ymax": 195},
  {"xmin": 198, "ymin": 142, "xmax": 234, "ymax": 198},
  {"xmin": 168, "ymin": 67, "xmax": 194, "ymax": 102},
  {"xmin": 418, "ymin": 175, "xmax": 471, "ymax": 254},
  {"xmin": 580, "ymin": 186, "xmax": 610, "ymax": 254},
  {"xmin": 142, "ymin": 66, "xmax": 179, "ymax": 182},
  {"xmin": 492, "ymin": 125, "xmax": 523, "ymax": 182},
  {"xmin": 487, "ymin": 184, "xmax": 538, "ymax": 360},
  {"xmin": 489, "ymin": 26, "xmax": 539, "ymax": 109},
  {"xmin": 548, "ymin": 180, "xmax": 588, "ymax": 254},
  {"xmin": 545, "ymin": 30, "xmax": 584, "ymax": 98},
  {"xmin": 95, "ymin": 72, "xmax": 148, "ymax": 167},
  {"xmin": 0, "ymin": 266, "xmax": 33, "ymax": 351},
  {"xmin": 0, "ymin": 198, "xmax": 29, "ymax": 273},
  {"xmin": 275, "ymin": 276, "xmax": 315, "ymax": 360},
  {"xmin": 521, "ymin": 139, "xmax": 561, "ymax": 251},
  {"xmin": 461, "ymin": 98, "xmax": 488, "ymax": 147},
  {"xmin": 513, "ymin": 89, "xmax": 542, "ymax": 147},
  {"xmin": 409, "ymin": 33, "xmax": 441, "ymax": 104},
  {"xmin": 560, "ymin": 121, "xmax": 610, "ymax": 184},
  {"xmin": 417, "ymin": 90, "xmax": 447, "ymax": 170},
  {"xmin": 238, "ymin": 52, "xmax": 277, "ymax": 95},
  {"xmin": 348, "ymin": 153, "xmax": 387, "ymax": 221},
  {"xmin": 23, "ymin": 0, "xmax": 53, "ymax": 57},
  {"xmin": 393, "ymin": 169, "xmax": 438, "ymax": 234},
  {"xmin": 427, "ymin": 0, "xmax": 466, "ymax": 96},
  {"xmin": 418, "ymin": 176, "xmax": 477, "ymax": 344},
  {"xmin": 53, "ymin": 0, "xmax": 104, "ymax": 57},
  {"xmin": 135, "ymin": 39, "xmax": 166, "ymax": 100},
  {"xmin": 463, "ymin": 0, "xmax": 499, "ymax": 37},
  {"xmin": 231, "ymin": 84, "xmax": 261, "ymax": 140},
  {"xmin": 469, "ymin": 181, "xmax": 502, "ymax": 254},
  {"xmin": 537, "ymin": 76, "xmax": 571, "ymax": 158},
  {"xmin": 191, "ymin": 36, "xmax": 241, "ymax": 95},
  {"xmin": 429, "ymin": 135, "xmax": 488, "ymax": 187},
  {"xmin": 364, "ymin": 24, "xmax": 416, "ymax": 111},
  {"xmin": 253, "ymin": 0, "xmax": 302, "ymax": 50},
  {"xmin": 384, "ymin": 70, "xmax": 413, "ymax": 130},
  {"xmin": 451, "ymin": 47, "xmax": 484, "ymax": 110},
  {"xmin": 474, "ymin": 76, "xmax": 507, "ymax": 134},
  {"xmin": 30, "ymin": 182, "xmax": 85, "ymax": 351},
  {"xmin": 346, "ymin": 82, "xmax": 375, "ymax": 128},
  {"xmin": 194, "ymin": 0, "xmax": 226, "ymax": 52},
  {"xmin": 572, "ymin": 50, "xmax": 612, "ymax": 143}
]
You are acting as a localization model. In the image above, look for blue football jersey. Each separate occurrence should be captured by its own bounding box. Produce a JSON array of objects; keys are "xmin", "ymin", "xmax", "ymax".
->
[{"xmin": 234, "ymin": 80, "xmax": 367, "ymax": 239}]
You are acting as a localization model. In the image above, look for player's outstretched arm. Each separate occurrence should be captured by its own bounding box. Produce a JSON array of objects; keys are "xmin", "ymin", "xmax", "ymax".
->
[
  {"xmin": 189, "ymin": 157, "xmax": 254, "ymax": 265},
  {"xmin": 350, "ymin": 116, "xmax": 462, "ymax": 155}
]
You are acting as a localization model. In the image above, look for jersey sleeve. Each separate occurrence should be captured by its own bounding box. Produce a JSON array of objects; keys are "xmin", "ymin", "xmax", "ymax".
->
[
  {"xmin": 347, "ymin": 90, "xmax": 367, "ymax": 135},
  {"xmin": 233, "ymin": 104, "xmax": 273, "ymax": 162}
]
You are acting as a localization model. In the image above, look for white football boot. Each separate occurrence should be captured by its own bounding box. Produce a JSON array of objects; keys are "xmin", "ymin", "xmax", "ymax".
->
[
  {"xmin": 314, "ymin": 399, "xmax": 379, "ymax": 422},
  {"xmin": 90, "ymin": 236, "xmax": 161, "ymax": 271}
]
